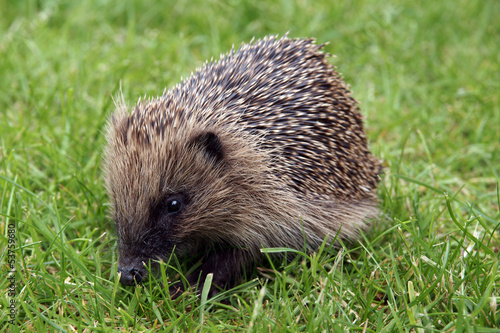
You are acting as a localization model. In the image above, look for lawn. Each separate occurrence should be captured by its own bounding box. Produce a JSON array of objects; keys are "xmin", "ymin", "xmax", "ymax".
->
[{"xmin": 1, "ymin": 0, "xmax": 499, "ymax": 331}]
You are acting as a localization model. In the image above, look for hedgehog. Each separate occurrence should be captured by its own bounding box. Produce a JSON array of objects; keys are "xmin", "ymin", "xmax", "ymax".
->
[{"xmin": 103, "ymin": 35, "xmax": 381, "ymax": 296}]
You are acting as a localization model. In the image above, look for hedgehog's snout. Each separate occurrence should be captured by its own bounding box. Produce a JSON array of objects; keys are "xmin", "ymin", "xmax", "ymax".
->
[{"xmin": 118, "ymin": 262, "xmax": 148, "ymax": 286}]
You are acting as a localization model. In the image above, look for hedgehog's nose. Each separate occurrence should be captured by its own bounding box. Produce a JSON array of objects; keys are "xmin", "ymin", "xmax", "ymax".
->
[{"xmin": 118, "ymin": 266, "xmax": 145, "ymax": 286}]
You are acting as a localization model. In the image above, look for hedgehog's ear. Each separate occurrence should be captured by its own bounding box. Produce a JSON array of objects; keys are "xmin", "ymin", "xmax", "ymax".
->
[{"xmin": 190, "ymin": 132, "xmax": 224, "ymax": 164}]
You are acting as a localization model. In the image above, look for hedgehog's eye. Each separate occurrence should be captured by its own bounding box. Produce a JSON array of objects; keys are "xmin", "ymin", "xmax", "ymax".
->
[{"xmin": 166, "ymin": 198, "xmax": 182, "ymax": 214}]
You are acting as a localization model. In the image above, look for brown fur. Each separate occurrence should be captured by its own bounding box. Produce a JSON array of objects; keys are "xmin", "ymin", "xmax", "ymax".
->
[{"xmin": 103, "ymin": 35, "xmax": 381, "ymax": 295}]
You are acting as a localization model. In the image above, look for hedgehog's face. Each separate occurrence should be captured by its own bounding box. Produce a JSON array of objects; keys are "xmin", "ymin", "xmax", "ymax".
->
[
  {"xmin": 105, "ymin": 114, "xmax": 238, "ymax": 285},
  {"xmin": 114, "ymin": 191, "xmax": 190, "ymax": 286}
]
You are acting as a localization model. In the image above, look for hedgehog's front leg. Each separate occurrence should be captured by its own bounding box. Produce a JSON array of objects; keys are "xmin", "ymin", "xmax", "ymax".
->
[{"xmin": 170, "ymin": 248, "xmax": 253, "ymax": 298}]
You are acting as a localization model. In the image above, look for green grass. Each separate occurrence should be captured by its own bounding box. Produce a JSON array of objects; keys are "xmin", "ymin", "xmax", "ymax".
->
[{"xmin": 1, "ymin": 0, "xmax": 499, "ymax": 331}]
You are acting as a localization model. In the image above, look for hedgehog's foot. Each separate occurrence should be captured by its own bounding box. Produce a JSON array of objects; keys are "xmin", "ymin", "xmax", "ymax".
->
[{"xmin": 169, "ymin": 247, "xmax": 252, "ymax": 299}]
